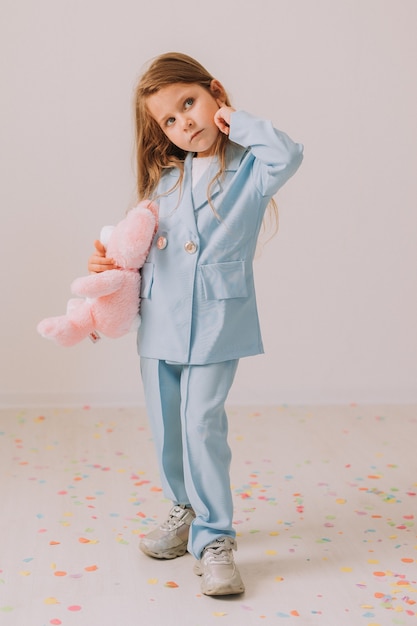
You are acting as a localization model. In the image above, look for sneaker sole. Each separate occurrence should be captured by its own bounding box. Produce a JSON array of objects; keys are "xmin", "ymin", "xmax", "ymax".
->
[
  {"xmin": 200, "ymin": 580, "xmax": 245, "ymax": 596},
  {"xmin": 194, "ymin": 562, "xmax": 245, "ymax": 595},
  {"xmin": 139, "ymin": 542, "xmax": 188, "ymax": 560}
]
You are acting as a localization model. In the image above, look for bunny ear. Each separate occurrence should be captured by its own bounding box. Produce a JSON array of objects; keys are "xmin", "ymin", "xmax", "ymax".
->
[
  {"xmin": 99, "ymin": 225, "xmax": 115, "ymax": 249},
  {"xmin": 148, "ymin": 201, "xmax": 159, "ymax": 231},
  {"xmin": 137, "ymin": 199, "xmax": 159, "ymax": 231}
]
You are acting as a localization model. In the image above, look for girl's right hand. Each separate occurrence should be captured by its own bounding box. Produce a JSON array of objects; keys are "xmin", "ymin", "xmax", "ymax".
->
[
  {"xmin": 88, "ymin": 240, "xmax": 119, "ymax": 273},
  {"xmin": 214, "ymin": 103, "xmax": 235, "ymax": 135}
]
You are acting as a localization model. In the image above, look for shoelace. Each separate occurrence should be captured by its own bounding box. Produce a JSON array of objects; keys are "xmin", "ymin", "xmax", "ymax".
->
[
  {"xmin": 204, "ymin": 538, "xmax": 236, "ymax": 563},
  {"xmin": 161, "ymin": 506, "xmax": 188, "ymax": 530}
]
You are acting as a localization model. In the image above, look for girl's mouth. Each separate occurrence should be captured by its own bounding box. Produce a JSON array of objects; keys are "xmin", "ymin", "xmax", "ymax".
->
[{"xmin": 191, "ymin": 130, "xmax": 203, "ymax": 142}]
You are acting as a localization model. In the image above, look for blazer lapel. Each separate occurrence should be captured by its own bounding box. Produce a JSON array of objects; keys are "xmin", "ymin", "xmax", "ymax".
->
[
  {"xmin": 159, "ymin": 143, "xmax": 247, "ymax": 224},
  {"xmin": 192, "ymin": 142, "xmax": 247, "ymax": 211},
  {"xmin": 192, "ymin": 158, "xmax": 221, "ymax": 212},
  {"xmin": 159, "ymin": 155, "xmax": 197, "ymax": 235}
]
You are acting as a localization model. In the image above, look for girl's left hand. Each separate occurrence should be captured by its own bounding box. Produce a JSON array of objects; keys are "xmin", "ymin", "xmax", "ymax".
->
[
  {"xmin": 214, "ymin": 103, "xmax": 236, "ymax": 135},
  {"xmin": 88, "ymin": 240, "xmax": 119, "ymax": 273}
]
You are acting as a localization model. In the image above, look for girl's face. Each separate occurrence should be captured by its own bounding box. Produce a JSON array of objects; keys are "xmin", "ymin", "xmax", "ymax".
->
[{"xmin": 146, "ymin": 81, "xmax": 225, "ymax": 158}]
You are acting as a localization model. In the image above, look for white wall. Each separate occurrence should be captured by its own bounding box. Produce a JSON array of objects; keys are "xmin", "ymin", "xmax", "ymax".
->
[{"xmin": 1, "ymin": 0, "xmax": 416, "ymax": 407}]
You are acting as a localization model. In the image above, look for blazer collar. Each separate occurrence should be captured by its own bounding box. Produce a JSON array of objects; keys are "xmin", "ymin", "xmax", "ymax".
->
[
  {"xmin": 162, "ymin": 141, "xmax": 246, "ymax": 222},
  {"xmin": 190, "ymin": 141, "xmax": 246, "ymax": 211}
]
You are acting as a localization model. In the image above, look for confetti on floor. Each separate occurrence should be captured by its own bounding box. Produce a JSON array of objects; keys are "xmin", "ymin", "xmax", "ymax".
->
[{"xmin": 0, "ymin": 404, "xmax": 416, "ymax": 625}]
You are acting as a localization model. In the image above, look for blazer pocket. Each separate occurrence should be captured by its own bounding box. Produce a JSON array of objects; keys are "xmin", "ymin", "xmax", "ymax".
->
[
  {"xmin": 140, "ymin": 262, "xmax": 154, "ymax": 298},
  {"xmin": 200, "ymin": 261, "xmax": 248, "ymax": 300}
]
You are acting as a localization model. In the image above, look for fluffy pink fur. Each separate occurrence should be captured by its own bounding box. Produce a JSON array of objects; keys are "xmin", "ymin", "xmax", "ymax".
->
[{"xmin": 37, "ymin": 200, "xmax": 158, "ymax": 347}]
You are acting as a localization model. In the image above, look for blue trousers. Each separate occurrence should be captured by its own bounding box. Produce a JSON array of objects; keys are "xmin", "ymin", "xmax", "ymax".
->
[{"xmin": 140, "ymin": 357, "xmax": 239, "ymax": 559}]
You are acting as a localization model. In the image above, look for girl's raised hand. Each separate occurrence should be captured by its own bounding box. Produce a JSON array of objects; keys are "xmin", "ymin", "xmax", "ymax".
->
[
  {"xmin": 214, "ymin": 103, "xmax": 236, "ymax": 135},
  {"xmin": 88, "ymin": 240, "xmax": 119, "ymax": 273}
]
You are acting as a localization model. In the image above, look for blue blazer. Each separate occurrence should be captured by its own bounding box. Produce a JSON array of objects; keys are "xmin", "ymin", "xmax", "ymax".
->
[{"xmin": 137, "ymin": 110, "xmax": 303, "ymax": 364}]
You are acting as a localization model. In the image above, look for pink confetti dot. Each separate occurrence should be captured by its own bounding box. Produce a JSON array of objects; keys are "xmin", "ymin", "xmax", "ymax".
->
[
  {"xmin": 68, "ymin": 605, "xmax": 82, "ymax": 612},
  {"xmin": 50, "ymin": 620, "xmax": 62, "ymax": 625}
]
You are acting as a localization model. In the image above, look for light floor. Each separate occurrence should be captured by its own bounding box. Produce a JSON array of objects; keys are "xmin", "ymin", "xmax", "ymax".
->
[{"xmin": 0, "ymin": 404, "xmax": 416, "ymax": 626}]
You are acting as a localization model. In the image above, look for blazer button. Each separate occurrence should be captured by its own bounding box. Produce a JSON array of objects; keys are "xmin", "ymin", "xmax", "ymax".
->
[
  {"xmin": 184, "ymin": 240, "xmax": 197, "ymax": 254},
  {"xmin": 156, "ymin": 235, "xmax": 168, "ymax": 250}
]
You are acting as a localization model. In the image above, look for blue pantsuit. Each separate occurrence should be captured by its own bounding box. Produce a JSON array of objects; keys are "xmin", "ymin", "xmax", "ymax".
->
[{"xmin": 138, "ymin": 110, "xmax": 303, "ymax": 557}]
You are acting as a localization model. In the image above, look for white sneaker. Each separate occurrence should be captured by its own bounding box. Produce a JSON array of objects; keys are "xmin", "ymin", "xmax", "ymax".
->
[
  {"xmin": 139, "ymin": 505, "xmax": 195, "ymax": 559},
  {"xmin": 194, "ymin": 537, "xmax": 245, "ymax": 596}
]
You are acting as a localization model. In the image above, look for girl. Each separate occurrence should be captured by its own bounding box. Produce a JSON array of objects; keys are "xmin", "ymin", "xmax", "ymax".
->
[{"xmin": 89, "ymin": 52, "xmax": 303, "ymax": 596}]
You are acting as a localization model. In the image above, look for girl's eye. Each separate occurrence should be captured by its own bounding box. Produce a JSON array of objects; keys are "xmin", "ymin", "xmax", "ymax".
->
[
  {"xmin": 184, "ymin": 97, "xmax": 194, "ymax": 108},
  {"xmin": 166, "ymin": 117, "xmax": 175, "ymax": 127}
]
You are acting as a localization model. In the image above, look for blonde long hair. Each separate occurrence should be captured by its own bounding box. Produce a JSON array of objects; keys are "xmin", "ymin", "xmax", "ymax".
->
[{"xmin": 133, "ymin": 52, "xmax": 277, "ymax": 230}]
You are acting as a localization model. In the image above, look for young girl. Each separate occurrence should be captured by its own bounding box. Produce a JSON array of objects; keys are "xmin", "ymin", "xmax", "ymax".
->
[{"xmin": 89, "ymin": 52, "xmax": 303, "ymax": 596}]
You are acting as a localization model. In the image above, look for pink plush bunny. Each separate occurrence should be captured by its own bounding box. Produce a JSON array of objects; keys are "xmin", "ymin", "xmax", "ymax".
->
[{"xmin": 37, "ymin": 200, "xmax": 158, "ymax": 347}]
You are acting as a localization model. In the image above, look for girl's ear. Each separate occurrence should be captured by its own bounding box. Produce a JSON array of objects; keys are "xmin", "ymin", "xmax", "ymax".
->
[{"xmin": 210, "ymin": 79, "xmax": 227, "ymax": 102}]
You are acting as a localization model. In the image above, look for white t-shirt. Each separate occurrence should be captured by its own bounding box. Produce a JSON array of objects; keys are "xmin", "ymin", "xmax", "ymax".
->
[{"xmin": 192, "ymin": 156, "xmax": 212, "ymax": 188}]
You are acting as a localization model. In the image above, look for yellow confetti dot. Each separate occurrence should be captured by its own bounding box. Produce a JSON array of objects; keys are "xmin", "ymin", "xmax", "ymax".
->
[
  {"xmin": 19, "ymin": 571, "xmax": 31, "ymax": 577},
  {"xmin": 340, "ymin": 567, "xmax": 352, "ymax": 573},
  {"xmin": 368, "ymin": 559, "xmax": 379, "ymax": 564},
  {"xmin": 336, "ymin": 498, "xmax": 346, "ymax": 504},
  {"xmin": 213, "ymin": 613, "xmax": 227, "ymax": 617},
  {"xmin": 147, "ymin": 578, "xmax": 158, "ymax": 585},
  {"xmin": 275, "ymin": 576, "xmax": 284, "ymax": 582},
  {"xmin": 265, "ymin": 550, "xmax": 277, "ymax": 555},
  {"xmin": 269, "ymin": 531, "xmax": 279, "ymax": 536},
  {"xmin": 44, "ymin": 597, "xmax": 60, "ymax": 605}
]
